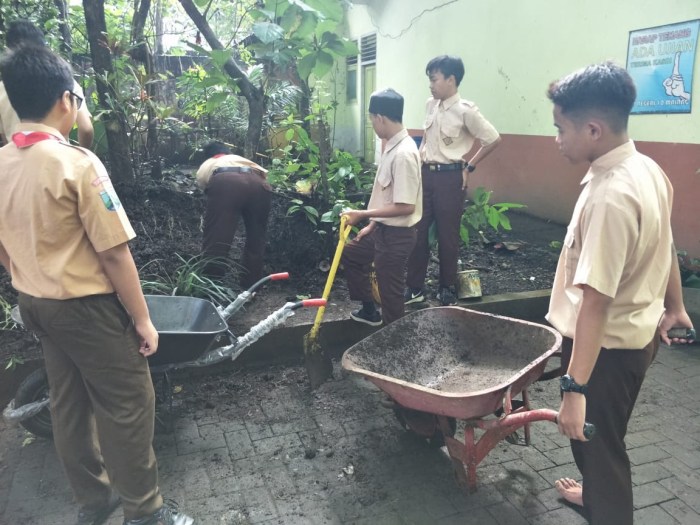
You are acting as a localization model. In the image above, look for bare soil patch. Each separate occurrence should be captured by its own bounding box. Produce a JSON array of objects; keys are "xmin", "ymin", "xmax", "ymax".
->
[{"xmin": 0, "ymin": 171, "xmax": 565, "ymax": 371}]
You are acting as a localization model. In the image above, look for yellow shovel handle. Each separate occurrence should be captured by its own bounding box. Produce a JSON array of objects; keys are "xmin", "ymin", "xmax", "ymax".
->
[{"xmin": 310, "ymin": 216, "xmax": 352, "ymax": 337}]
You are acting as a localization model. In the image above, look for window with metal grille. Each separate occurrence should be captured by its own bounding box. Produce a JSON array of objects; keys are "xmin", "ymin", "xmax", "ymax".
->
[{"xmin": 360, "ymin": 33, "xmax": 376, "ymax": 65}]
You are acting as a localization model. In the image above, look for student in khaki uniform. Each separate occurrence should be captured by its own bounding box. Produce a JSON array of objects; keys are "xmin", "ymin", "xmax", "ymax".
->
[
  {"xmin": 341, "ymin": 88, "xmax": 422, "ymax": 326},
  {"xmin": 405, "ymin": 55, "xmax": 501, "ymax": 306},
  {"xmin": 545, "ymin": 62, "xmax": 694, "ymax": 525},
  {"xmin": 196, "ymin": 141, "xmax": 272, "ymax": 288},
  {"xmin": 0, "ymin": 46, "xmax": 192, "ymax": 525},
  {"xmin": 0, "ymin": 19, "xmax": 94, "ymax": 148}
]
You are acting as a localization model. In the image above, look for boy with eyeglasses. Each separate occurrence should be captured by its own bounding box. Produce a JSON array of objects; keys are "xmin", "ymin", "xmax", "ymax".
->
[{"xmin": 0, "ymin": 44, "xmax": 193, "ymax": 525}]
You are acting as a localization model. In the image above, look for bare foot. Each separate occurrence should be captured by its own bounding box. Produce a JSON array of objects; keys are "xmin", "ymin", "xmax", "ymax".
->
[{"xmin": 555, "ymin": 477, "xmax": 583, "ymax": 506}]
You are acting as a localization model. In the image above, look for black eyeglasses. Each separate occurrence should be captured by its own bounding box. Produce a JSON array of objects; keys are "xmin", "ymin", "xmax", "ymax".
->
[{"xmin": 68, "ymin": 90, "xmax": 83, "ymax": 110}]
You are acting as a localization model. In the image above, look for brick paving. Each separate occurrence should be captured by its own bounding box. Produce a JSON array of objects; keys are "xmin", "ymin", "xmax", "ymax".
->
[{"xmin": 1, "ymin": 339, "xmax": 699, "ymax": 525}]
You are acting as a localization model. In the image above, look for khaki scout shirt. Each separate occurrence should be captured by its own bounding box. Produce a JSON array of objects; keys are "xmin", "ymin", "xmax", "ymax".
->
[
  {"xmin": 0, "ymin": 123, "xmax": 135, "ymax": 299},
  {"xmin": 546, "ymin": 141, "xmax": 674, "ymax": 349},
  {"xmin": 368, "ymin": 128, "xmax": 422, "ymax": 227},
  {"xmin": 421, "ymin": 93, "xmax": 500, "ymax": 164},
  {"xmin": 196, "ymin": 154, "xmax": 267, "ymax": 189},
  {"xmin": 0, "ymin": 81, "xmax": 91, "ymax": 141}
]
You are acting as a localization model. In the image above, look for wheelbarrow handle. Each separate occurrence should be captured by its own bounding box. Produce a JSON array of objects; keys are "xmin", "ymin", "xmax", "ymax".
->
[
  {"xmin": 554, "ymin": 415, "xmax": 596, "ymax": 440},
  {"xmin": 269, "ymin": 272, "xmax": 290, "ymax": 281},
  {"xmin": 295, "ymin": 298, "xmax": 327, "ymax": 310},
  {"xmin": 667, "ymin": 327, "xmax": 696, "ymax": 341}
]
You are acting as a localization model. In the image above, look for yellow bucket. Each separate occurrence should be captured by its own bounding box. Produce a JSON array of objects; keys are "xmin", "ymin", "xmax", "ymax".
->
[{"xmin": 456, "ymin": 269, "xmax": 482, "ymax": 299}]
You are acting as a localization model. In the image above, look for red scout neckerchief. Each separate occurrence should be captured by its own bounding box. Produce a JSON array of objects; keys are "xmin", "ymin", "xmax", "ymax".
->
[{"xmin": 12, "ymin": 131, "xmax": 62, "ymax": 148}]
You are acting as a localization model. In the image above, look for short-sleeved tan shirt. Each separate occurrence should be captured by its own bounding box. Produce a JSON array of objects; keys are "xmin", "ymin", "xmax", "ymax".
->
[
  {"xmin": 368, "ymin": 128, "xmax": 422, "ymax": 227},
  {"xmin": 196, "ymin": 154, "xmax": 267, "ymax": 189},
  {"xmin": 0, "ymin": 123, "xmax": 135, "ymax": 299},
  {"xmin": 546, "ymin": 141, "xmax": 674, "ymax": 349},
  {"xmin": 421, "ymin": 93, "xmax": 500, "ymax": 164},
  {"xmin": 0, "ymin": 80, "xmax": 91, "ymax": 141}
]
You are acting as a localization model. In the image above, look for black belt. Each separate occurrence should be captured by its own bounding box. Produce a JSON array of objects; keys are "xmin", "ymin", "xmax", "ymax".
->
[
  {"xmin": 212, "ymin": 166, "xmax": 253, "ymax": 176},
  {"xmin": 423, "ymin": 162, "xmax": 464, "ymax": 172}
]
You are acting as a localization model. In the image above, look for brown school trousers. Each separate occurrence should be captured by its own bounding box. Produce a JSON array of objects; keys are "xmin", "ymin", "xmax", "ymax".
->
[
  {"xmin": 202, "ymin": 168, "xmax": 272, "ymax": 288},
  {"xmin": 18, "ymin": 293, "xmax": 163, "ymax": 521},
  {"xmin": 406, "ymin": 167, "xmax": 466, "ymax": 290},
  {"xmin": 561, "ymin": 333, "xmax": 659, "ymax": 525},
  {"xmin": 342, "ymin": 223, "xmax": 416, "ymax": 325}
]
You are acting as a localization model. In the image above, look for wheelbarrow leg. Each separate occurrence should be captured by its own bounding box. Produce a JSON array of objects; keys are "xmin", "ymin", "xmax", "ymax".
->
[{"xmin": 443, "ymin": 431, "xmax": 474, "ymax": 493}]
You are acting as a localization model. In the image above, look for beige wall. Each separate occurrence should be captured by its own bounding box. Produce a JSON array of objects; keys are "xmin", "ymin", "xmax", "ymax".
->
[{"xmin": 338, "ymin": 0, "xmax": 700, "ymax": 256}]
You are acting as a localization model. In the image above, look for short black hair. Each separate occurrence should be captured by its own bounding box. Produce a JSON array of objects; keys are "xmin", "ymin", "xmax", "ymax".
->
[
  {"xmin": 6, "ymin": 19, "xmax": 46, "ymax": 49},
  {"xmin": 202, "ymin": 141, "xmax": 232, "ymax": 158},
  {"xmin": 547, "ymin": 61, "xmax": 636, "ymax": 134},
  {"xmin": 0, "ymin": 45, "xmax": 74, "ymax": 120},
  {"xmin": 426, "ymin": 55, "xmax": 465, "ymax": 86}
]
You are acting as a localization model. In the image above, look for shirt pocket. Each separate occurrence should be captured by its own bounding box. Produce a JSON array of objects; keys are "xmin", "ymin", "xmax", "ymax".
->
[
  {"xmin": 440, "ymin": 115, "xmax": 463, "ymax": 145},
  {"xmin": 563, "ymin": 227, "xmax": 580, "ymax": 282}
]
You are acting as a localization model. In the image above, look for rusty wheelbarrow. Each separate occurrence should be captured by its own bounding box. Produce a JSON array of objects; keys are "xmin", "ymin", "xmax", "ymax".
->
[{"xmin": 341, "ymin": 306, "xmax": 594, "ymax": 493}]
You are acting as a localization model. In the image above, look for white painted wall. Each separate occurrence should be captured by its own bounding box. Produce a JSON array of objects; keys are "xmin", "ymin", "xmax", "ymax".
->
[{"xmin": 334, "ymin": 0, "xmax": 700, "ymax": 152}]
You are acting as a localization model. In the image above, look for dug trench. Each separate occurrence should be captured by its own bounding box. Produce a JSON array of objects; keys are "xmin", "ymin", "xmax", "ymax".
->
[{"xmin": 0, "ymin": 172, "xmax": 567, "ymax": 408}]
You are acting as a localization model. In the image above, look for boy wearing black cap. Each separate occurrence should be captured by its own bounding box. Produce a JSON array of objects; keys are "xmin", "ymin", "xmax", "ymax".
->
[{"xmin": 341, "ymin": 88, "xmax": 422, "ymax": 326}]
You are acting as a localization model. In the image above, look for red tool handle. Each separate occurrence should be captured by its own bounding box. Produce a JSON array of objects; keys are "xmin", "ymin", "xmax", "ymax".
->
[
  {"xmin": 301, "ymin": 298, "xmax": 327, "ymax": 308},
  {"xmin": 269, "ymin": 272, "xmax": 289, "ymax": 281}
]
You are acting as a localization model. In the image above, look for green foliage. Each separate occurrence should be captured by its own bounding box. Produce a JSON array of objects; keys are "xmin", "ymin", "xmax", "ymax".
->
[
  {"xmin": 249, "ymin": 0, "xmax": 357, "ymax": 81},
  {"xmin": 549, "ymin": 240, "xmax": 563, "ymax": 251},
  {"xmin": 268, "ymin": 103, "xmax": 373, "ymax": 234},
  {"xmin": 140, "ymin": 254, "xmax": 237, "ymax": 305},
  {"xmin": 460, "ymin": 188, "xmax": 526, "ymax": 245},
  {"xmin": 0, "ymin": 295, "xmax": 18, "ymax": 331}
]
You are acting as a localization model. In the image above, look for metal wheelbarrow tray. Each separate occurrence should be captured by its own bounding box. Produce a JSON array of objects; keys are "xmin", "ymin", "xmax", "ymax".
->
[
  {"xmin": 146, "ymin": 295, "xmax": 230, "ymax": 368},
  {"xmin": 342, "ymin": 306, "xmax": 565, "ymax": 493}
]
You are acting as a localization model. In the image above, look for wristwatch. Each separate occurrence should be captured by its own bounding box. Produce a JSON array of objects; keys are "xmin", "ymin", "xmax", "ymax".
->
[
  {"xmin": 465, "ymin": 163, "xmax": 476, "ymax": 173},
  {"xmin": 560, "ymin": 374, "xmax": 588, "ymax": 395}
]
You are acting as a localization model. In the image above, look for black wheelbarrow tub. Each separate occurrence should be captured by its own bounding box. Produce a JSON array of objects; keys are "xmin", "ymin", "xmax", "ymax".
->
[
  {"xmin": 146, "ymin": 295, "xmax": 229, "ymax": 367},
  {"xmin": 341, "ymin": 306, "xmax": 562, "ymax": 420}
]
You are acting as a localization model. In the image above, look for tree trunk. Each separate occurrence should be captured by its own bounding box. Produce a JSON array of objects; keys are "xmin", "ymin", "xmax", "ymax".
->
[
  {"xmin": 53, "ymin": 0, "xmax": 72, "ymax": 58},
  {"xmin": 178, "ymin": 0, "xmax": 265, "ymax": 159},
  {"xmin": 82, "ymin": 0, "xmax": 135, "ymax": 181},
  {"xmin": 129, "ymin": 0, "xmax": 159, "ymax": 174}
]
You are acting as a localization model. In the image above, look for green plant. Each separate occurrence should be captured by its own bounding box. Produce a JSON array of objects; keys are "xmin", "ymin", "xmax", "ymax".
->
[
  {"xmin": 0, "ymin": 295, "xmax": 17, "ymax": 331},
  {"xmin": 140, "ymin": 254, "xmax": 237, "ymax": 305},
  {"xmin": 460, "ymin": 187, "xmax": 526, "ymax": 245},
  {"xmin": 549, "ymin": 240, "xmax": 563, "ymax": 251}
]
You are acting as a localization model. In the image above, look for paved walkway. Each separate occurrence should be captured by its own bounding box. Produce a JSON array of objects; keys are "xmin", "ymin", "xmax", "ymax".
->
[{"xmin": 1, "ymin": 339, "xmax": 699, "ymax": 524}]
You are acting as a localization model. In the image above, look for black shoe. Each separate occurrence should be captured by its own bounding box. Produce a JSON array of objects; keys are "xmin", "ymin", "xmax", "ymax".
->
[
  {"xmin": 77, "ymin": 492, "xmax": 120, "ymax": 525},
  {"xmin": 438, "ymin": 287, "xmax": 457, "ymax": 306},
  {"xmin": 350, "ymin": 307, "xmax": 383, "ymax": 326},
  {"xmin": 404, "ymin": 287, "xmax": 425, "ymax": 305},
  {"xmin": 123, "ymin": 501, "xmax": 194, "ymax": 525}
]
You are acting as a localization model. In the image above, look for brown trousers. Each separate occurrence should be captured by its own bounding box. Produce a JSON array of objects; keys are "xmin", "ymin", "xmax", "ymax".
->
[
  {"xmin": 406, "ymin": 167, "xmax": 466, "ymax": 289},
  {"xmin": 18, "ymin": 293, "xmax": 163, "ymax": 520},
  {"xmin": 561, "ymin": 334, "xmax": 659, "ymax": 525},
  {"xmin": 342, "ymin": 223, "xmax": 416, "ymax": 325},
  {"xmin": 202, "ymin": 170, "xmax": 272, "ymax": 288}
]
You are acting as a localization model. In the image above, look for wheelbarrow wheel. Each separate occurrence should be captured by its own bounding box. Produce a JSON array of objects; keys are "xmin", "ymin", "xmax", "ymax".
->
[
  {"xmin": 393, "ymin": 408, "xmax": 456, "ymax": 448},
  {"xmin": 15, "ymin": 368, "xmax": 53, "ymax": 439}
]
